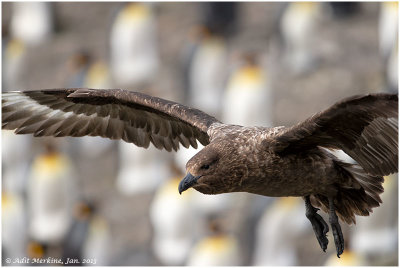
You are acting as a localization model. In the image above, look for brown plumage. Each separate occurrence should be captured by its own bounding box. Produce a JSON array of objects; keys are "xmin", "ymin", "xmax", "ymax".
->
[{"xmin": 2, "ymin": 88, "xmax": 398, "ymax": 257}]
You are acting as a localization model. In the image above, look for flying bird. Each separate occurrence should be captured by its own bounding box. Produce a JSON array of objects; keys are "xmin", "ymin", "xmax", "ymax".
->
[{"xmin": 2, "ymin": 88, "xmax": 398, "ymax": 257}]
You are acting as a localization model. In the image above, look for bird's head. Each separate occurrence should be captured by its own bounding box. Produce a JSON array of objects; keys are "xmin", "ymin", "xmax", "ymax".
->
[{"xmin": 179, "ymin": 139, "xmax": 245, "ymax": 195}]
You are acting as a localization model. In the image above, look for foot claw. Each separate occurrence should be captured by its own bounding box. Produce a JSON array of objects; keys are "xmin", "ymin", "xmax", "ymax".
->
[
  {"xmin": 307, "ymin": 211, "xmax": 330, "ymax": 252},
  {"xmin": 330, "ymin": 215, "xmax": 345, "ymax": 257}
]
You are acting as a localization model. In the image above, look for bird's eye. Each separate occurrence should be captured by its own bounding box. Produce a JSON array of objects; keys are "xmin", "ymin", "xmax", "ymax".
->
[{"xmin": 201, "ymin": 164, "xmax": 210, "ymax": 170}]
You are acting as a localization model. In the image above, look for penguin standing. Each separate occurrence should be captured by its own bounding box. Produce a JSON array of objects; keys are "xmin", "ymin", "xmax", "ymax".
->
[
  {"xmin": 83, "ymin": 59, "xmax": 112, "ymax": 89},
  {"xmin": 379, "ymin": 2, "xmax": 398, "ymax": 61},
  {"xmin": 62, "ymin": 201, "xmax": 111, "ymax": 266},
  {"xmin": 150, "ymin": 176, "xmax": 196, "ymax": 265},
  {"xmin": 349, "ymin": 174, "xmax": 398, "ymax": 265},
  {"xmin": 109, "ymin": 3, "xmax": 159, "ymax": 88},
  {"xmin": 186, "ymin": 218, "xmax": 242, "ymax": 266},
  {"xmin": 27, "ymin": 142, "xmax": 77, "ymax": 247},
  {"xmin": 252, "ymin": 197, "xmax": 308, "ymax": 265},
  {"xmin": 222, "ymin": 53, "xmax": 272, "ymax": 127},
  {"xmin": 10, "ymin": 2, "xmax": 53, "ymax": 46},
  {"xmin": 280, "ymin": 2, "xmax": 321, "ymax": 74},
  {"xmin": 109, "ymin": 3, "xmax": 172, "ymax": 195},
  {"xmin": 379, "ymin": 2, "xmax": 398, "ymax": 93},
  {"xmin": 2, "ymin": 190, "xmax": 27, "ymax": 263},
  {"xmin": 2, "ymin": 130, "xmax": 32, "ymax": 195},
  {"xmin": 2, "ymin": 38, "xmax": 26, "ymax": 90},
  {"xmin": 187, "ymin": 26, "xmax": 228, "ymax": 118},
  {"xmin": 82, "ymin": 214, "xmax": 111, "ymax": 266}
]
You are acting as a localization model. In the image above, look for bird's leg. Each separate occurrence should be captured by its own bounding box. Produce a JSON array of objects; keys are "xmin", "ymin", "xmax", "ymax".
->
[
  {"xmin": 304, "ymin": 196, "xmax": 329, "ymax": 252},
  {"xmin": 328, "ymin": 197, "xmax": 344, "ymax": 258}
]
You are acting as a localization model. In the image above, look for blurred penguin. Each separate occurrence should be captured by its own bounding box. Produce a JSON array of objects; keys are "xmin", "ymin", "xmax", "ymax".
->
[
  {"xmin": 182, "ymin": 2, "xmax": 238, "ymax": 102},
  {"xmin": 109, "ymin": 3, "xmax": 159, "ymax": 88},
  {"xmin": 82, "ymin": 213, "xmax": 111, "ymax": 266},
  {"xmin": 2, "ymin": 130, "xmax": 32, "ymax": 194},
  {"xmin": 150, "ymin": 174, "xmax": 196, "ymax": 265},
  {"xmin": 379, "ymin": 2, "xmax": 398, "ymax": 62},
  {"xmin": 186, "ymin": 217, "xmax": 242, "ymax": 266},
  {"xmin": 379, "ymin": 2, "xmax": 398, "ymax": 93},
  {"xmin": 280, "ymin": 2, "xmax": 321, "ymax": 74},
  {"xmin": 252, "ymin": 197, "xmax": 308, "ymax": 266},
  {"xmin": 26, "ymin": 240, "xmax": 48, "ymax": 265},
  {"xmin": 10, "ymin": 2, "xmax": 53, "ymax": 46},
  {"xmin": 84, "ymin": 59, "xmax": 112, "ymax": 89},
  {"xmin": 350, "ymin": 174, "xmax": 398, "ymax": 264},
  {"xmin": 186, "ymin": 25, "xmax": 228, "ymax": 118},
  {"xmin": 65, "ymin": 51, "xmax": 112, "ymax": 89},
  {"xmin": 110, "ymin": 3, "xmax": 170, "ymax": 195},
  {"xmin": 2, "ymin": 38, "xmax": 26, "ymax": 90},
  {"xmin": 65, "ymin": 51, "xmax": 92, "ymax": 88},
  {"xmin": 77, "ymin": 56, "xmax": 115, "ymax": 164},
  {"xmin": 385, "ymin": 43, "xmax": 398, "ymax": 93},
  {"xmin": 2, "ymin": 190, "xmax": 27, "ymax": 262},
  {"xmin": 27, "ymin": 141, "xmax": 77, "ymax": 246},
  {"xmin": 222, "ymin": 53, "xmax": 272, "ymax": 127},
  {"xmin": 2, "ymin": 94, "xmax": 31, "ymax": 260},
  {"xmin": 62, "ymin": 201, "xmax": 111, "ymax": 266},
  {"xmin": 62, "ymin": 201, "xmax": 93, "ymax": 266}
]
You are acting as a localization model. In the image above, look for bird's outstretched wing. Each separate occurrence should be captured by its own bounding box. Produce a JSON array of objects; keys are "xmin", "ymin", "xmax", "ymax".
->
[
  {"xmin": 2, "ymin": 88, "xmax": 220, "ymax": 151},
  {"xmin": 272, "ymin": 93, "xmax": 398, "ymax": 176}
]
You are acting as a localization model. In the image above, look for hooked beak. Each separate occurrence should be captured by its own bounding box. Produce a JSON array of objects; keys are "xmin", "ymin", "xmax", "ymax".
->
[{"xmin": 178, "ymin": 173, "xmax": 200, "ymax": 194}]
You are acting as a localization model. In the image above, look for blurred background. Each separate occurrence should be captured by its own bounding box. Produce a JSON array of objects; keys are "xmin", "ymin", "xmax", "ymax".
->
[{"xmin": 1, "ymin": 2, "xmax": 398, "ymax": 266}]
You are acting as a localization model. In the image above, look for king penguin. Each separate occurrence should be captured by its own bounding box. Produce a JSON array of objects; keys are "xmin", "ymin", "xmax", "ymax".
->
[
  {"xmin": 150, "ymin": 175, "xmax": 196, "ymax": 265},
  {"xmin": 27, "ymin": 141, "xmax": 77, "ymax": 245},
  {"xmin": 10, "ymin": 2, "xmax": 53, "ymax": 46},
  {"xmin": 280, "ymin": 2, "xmax": 321, "ymax": 74},
  {"xmin": 186, "ymin": 218, "xmax": 242, "ymax": 266},
  {"xmin": 109, "ymin": 3, "xmax": 159, "ymax": 88},
  {"xmin": 222, "ymin": 53, "xmax": 272, "ymax": 127}
]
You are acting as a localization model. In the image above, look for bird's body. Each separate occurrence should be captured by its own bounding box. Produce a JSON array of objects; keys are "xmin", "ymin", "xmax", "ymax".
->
[
  {"xmin": 2, "ymin": 88, "xmax": 398, "ymax": 257},
  {"xmin": 190, "ymin": 123, "xmax": 330, "ymax": 197},
  {"xmin": 188, "ymin": 123, "xmax": 354, "ymax": 200}
]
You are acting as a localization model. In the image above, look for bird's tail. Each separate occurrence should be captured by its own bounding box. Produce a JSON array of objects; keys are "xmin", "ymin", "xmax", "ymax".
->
[{"xmin": 310, "ymin": 160, "xmax": 384, "ymax": 225}]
